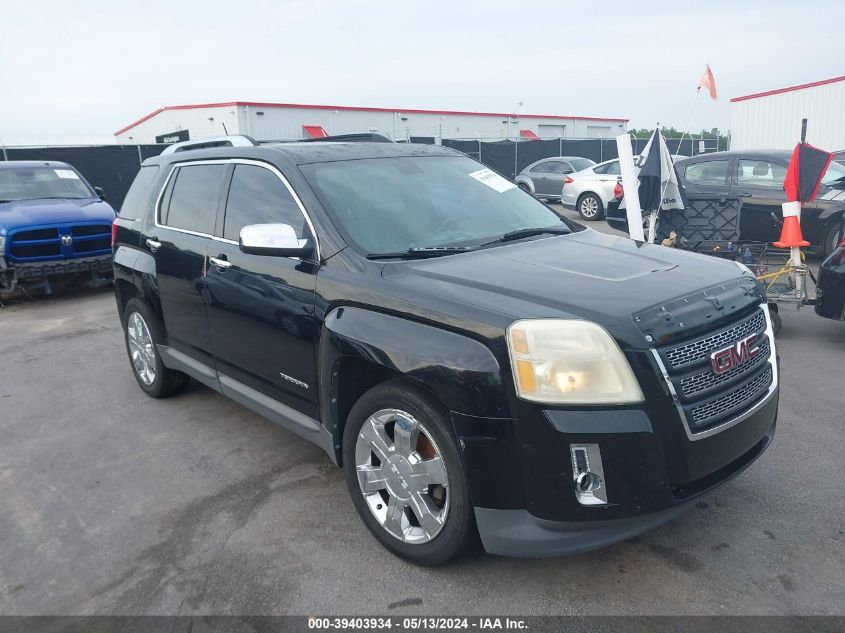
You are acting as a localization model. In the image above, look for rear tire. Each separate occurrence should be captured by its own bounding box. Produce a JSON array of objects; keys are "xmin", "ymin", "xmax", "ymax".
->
[
  {"xmin": 822, "ymin": 223, "xmax": 842, "ymax": 258},
  {"xmin": 577, "ymin": 193, "xmax": 604, "ymax": 221},
  {"xmin": 122, "ymin": 298, "xmax": 190, "ymax": 398},
  {"xmin": 342, "ymin": 380, "xmax": 476, "ymax": 565}
]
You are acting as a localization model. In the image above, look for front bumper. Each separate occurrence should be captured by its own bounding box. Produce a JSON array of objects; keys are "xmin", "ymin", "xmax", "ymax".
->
[
  {"xmin": 1, "ymin": 254, "xmax": 112, "ymax": 293},
  {"xmin": 473, "ymin": 418, "xmax": 775, "ymax": 557}
]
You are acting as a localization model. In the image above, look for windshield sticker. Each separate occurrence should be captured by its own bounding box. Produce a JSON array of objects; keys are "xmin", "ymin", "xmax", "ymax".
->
[
  {"xmin": 54, "ymin": 169, "xmax": 79, "ymax": 179},
  {"xmin": 469, "ymin": 168, "xmax": 516, "ymax": 193}
]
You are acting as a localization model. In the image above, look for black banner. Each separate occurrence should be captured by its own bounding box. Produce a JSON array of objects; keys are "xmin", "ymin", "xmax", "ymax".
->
[{"xmin": 155, "ymin": 129, "xmax": 190, "ymax": 144}]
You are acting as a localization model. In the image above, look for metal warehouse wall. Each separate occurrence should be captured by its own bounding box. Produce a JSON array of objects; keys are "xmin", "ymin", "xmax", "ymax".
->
[
  {"xmin": 238, "ymin": 106, "xmax": 627, "ymax": 141},
  {"xmin": 730, "ymin": 80, "xmax": 845, "ymax": 150},
  {"xmin": 117, "ymin": 104, "xmax": 627, "ymax": 143},
  {"xmin": 116, "ymin": 106, "xmax": 240, "ymax": 143}
]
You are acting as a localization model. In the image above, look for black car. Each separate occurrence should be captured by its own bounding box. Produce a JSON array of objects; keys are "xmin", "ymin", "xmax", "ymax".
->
[
  {"xmin": 676, "ymin": 151, "xmax": 845, "ymax": 256},
  {"xmin": 113, "ymin": 136, "xmax": 778, "ymax": 565},
  {"xmin": 816, "ymin": 236, "xmax": 845, "ymax": 321}
]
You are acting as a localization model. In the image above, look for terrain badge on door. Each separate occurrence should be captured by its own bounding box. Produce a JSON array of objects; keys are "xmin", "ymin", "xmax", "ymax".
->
[{"xmin": 279, "ymin": 372, "xmax": 309, "ymax": 389}]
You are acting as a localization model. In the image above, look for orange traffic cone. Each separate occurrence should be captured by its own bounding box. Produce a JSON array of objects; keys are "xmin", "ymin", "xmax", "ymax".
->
[{"xmin": 773, "ymin": 201, "xmax": 810, "ymax": 248}]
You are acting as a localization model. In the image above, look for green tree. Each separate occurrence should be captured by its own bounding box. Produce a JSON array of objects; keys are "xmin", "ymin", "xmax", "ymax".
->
[{"xmin": 629, "ymin": 126, "xmax": 728, "ymax": 151}]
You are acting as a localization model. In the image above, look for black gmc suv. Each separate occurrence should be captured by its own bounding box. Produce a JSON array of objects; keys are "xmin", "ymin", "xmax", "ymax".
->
[{"xmin": 113, "ymin": 137, "xmax": 779, "ymax": 565}]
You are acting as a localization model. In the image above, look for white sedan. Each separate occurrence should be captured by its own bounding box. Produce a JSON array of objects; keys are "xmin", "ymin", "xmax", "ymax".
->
[{"xmin": 560, "ymin": 159, "xmax": 622, "ymax": 221}]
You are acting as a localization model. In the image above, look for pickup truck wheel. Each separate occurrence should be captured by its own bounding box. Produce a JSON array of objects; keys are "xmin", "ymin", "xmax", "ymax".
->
[
  {"xmin": 343, "ymin": 381, "xmax": 475, "ymax": 565},
  {"xmin": 577, "ymin": 193, "xmax": 604, "ymax": 220},
  {"xmin": 122, "ymin": 298, "xmax": 190, "ymax": 398}
]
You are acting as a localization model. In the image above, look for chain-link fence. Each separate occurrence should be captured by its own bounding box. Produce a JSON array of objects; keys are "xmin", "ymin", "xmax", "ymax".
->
[{"xmin": 0, "ymin": 136, "xmax": 704, "ymax": 209}]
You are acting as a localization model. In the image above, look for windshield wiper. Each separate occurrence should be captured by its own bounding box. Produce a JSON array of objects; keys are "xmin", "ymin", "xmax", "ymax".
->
[
  {"xmin": 366, "ymin": 246, "xmax": 475, "ymax": 260},
  {"xmin": 480, "ymin": 226, "xmax": 570, "ymax": 247}
]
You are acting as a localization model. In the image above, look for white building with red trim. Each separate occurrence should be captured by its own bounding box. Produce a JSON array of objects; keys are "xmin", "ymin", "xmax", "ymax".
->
[
  {"xmin": 730, "ymin": 75, "xmax": 845, "ymax": 151},
  {"xmin": 114, "ymin": 101, "xmax": 628, "ymax": 144}
]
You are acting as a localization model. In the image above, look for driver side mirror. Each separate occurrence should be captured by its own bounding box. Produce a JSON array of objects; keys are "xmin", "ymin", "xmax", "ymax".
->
[
  {"xmin": 239, "ymin": 223, "xmax": 314, "ymax": 258},
  {"xmin": 94, "ymin": 186, "xmax": 106, "ymax": 200}
]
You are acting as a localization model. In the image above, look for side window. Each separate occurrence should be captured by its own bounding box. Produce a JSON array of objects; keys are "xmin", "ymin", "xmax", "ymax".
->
[
  {"xmin": 529, "ymin": 162, "xmax": 551, "ymax": 174},
  {"xmin": 120, "ymin": 165, "xmax": 159, "ymax": 220},
  {"xmin": 592, "ymin": 163, "xmax": 609, "ymax": 175},
  {"xmin": 223, "ymin": 164, "xmax": 306, "ymax": 241},
  {"xmin": 683, "ymin": 160, "xmax": 729, "ymax": 185},
  {"xmin": 544, "ymin": 162, "xmax": 567, "ymax": 174},
  {"xmin": 737, "ymin": 159, "xmax": 787, "ymax": 188},
  {"xmin": 605, "ymin": 161, "xmax": 621, "ymax": 176},
  {"xmin": 162, "ymin": 164, "xmax": 226, "ymax": 234}
]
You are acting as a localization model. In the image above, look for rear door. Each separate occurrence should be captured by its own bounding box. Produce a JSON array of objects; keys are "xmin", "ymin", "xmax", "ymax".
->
[
  {"xmin": 678, "ymin": 157, "xmax": 732, "ymax": 197},
  {"xmin": 731, "ymin": 157, "xmax": 787, "ymax": 243},
  {"xmin": 205, "ymin": 161, "xmax": 320, "ymax": 419},
  {"xmin": 537, "ymin": 161, "xmax": 569, "ymax": 196},
  {"xmin": 147, "ymin": 161, "xmax": 228, "ymax": 368}
]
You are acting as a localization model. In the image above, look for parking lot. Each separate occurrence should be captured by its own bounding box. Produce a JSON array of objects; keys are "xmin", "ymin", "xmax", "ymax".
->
[{"xmin": 0, "ymin": 209, "xmax": 843, "ymax": 617}]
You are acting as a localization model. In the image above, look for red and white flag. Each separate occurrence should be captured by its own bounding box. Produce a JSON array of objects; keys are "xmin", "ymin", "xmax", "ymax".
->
[{"xmin": 698, "ymin": 64, "xmax": 718, "ymax": 100}]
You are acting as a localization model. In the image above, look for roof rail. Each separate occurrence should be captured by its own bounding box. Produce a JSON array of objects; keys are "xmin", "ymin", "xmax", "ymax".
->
[
  {"xmin": 160, "ymin": 134, "xmax": 259, "ymax": 155},
  {"xmin": 300, "ymin": 133, "xmax": 394, "ymax": 144}
]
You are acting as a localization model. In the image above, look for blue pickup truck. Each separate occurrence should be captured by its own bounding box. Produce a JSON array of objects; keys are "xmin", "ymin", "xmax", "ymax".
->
[{"xmin": 0, "ymin": 161, "xmax": 116, "ymax": 298}]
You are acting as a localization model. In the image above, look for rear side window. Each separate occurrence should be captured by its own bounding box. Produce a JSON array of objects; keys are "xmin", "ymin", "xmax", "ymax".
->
[
  {"xmin": 683, "ymin": 160, "xmax": 729, "ymax": 185},
  {"xmin": 120, "ymin": 165, "xmax": 159, "ymax": 220},
  {"xmin": 162, "ymin": 164, "xmax": 226, "ymax": 235},
  {"xmin": 222, "ymin": 164, "xmax": 306, "ymax": 241}
]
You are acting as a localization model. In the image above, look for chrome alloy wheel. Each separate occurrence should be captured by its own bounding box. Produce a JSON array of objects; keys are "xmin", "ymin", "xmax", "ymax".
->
[
  {"xmin": 127, "ymin": 312, "xmax": 156, "ymax": 386},
  {"xmin": 355, "ymin": 409, "xmax": 450, "ymax": 544},
  {"xmin": 580, "ymin": 195, "xmax": 599, "ymax": 218}
]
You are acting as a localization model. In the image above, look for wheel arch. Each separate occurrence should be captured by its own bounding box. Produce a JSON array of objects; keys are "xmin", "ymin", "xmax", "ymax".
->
[
  {"xmin": 113, "ymin": 245, "xmax": 165, "ymax": 325},
  {"xmin": 319, "ymin": 306, "xmax": 507, "ymax": 464},
  {"xmin": 515, "ymin": 177, "xmax": 534, "ymax": 194}
]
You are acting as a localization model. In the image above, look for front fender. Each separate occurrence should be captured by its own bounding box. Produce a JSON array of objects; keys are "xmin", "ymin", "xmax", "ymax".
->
[{"xmin": 319, "ymin": 305, "xmax": 508, "ymax": 425}]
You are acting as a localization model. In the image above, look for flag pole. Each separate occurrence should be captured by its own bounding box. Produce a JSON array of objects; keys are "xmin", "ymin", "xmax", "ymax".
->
[{"xmin": 648, "ymin": 87, "xmax": 702, "ymax": 243}]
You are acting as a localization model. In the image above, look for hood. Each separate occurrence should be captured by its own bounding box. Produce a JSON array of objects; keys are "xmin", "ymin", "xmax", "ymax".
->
[
  {"xmin": 381, "ymin": 229, "xmax": 761, "ymax": 348},
  {"xmin": 0, "ymin": 198, "xmax": 115, "ymax": 230}
]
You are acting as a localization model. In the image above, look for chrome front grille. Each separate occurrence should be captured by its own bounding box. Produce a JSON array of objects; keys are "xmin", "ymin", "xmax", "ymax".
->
[
  {"xmin": 663, "ymin": 310, "xmax": 766, "ymax": 370},
  {"xmin": 678, "ymin": 337, "xmax": 770, "ymax": 400},
  {"xmin": 689, "ymin": 367, "xmax": 773, "ymax": 426},
  {"xmin": 652, "ymin": 306, "xmax": 777, "ymax": 440}
]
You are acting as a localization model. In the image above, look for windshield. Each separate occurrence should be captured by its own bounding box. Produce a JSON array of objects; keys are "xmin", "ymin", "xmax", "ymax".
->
[
  {"xmin": 821, "ymin": 160, "xmax": 845, "ymax": 187},
  {"xmin": 569, "ymin": 158, "xmax": 596, "ymax": 172},
  {"xmin": 302, "ymin": 156, "xmax": 570, "ymax": 256},
  {"xmin": 0, "ymin": 166, "xmax": 94, "ymax": 202}
]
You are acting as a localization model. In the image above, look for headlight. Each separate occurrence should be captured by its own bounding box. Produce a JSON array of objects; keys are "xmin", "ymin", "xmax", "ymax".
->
[{"xmin": 507, "ymin": 319, "xmax": 643, "ymax": 405}]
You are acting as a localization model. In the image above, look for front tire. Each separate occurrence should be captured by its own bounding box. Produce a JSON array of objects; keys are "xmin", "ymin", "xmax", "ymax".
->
[
  {"xmin": 342, "ymin": 380, "xmax": 475, "ymax": 565},
  {"xmin": 122, "ymin": 298, "xmax": 190, "ymax": 398},
  {"xmin": 577, "ymin": 193, "xmax": 604, "ymax": 220}
]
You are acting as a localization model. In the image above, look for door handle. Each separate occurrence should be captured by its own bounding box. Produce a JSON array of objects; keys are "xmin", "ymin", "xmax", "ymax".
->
[
  {"xmin": 737, "ymin": 192, "xmax": 752, "ymax": 197},
  {"xmin": 209, "ymin": 256, "xmax": 232, "ymax": 270},
  {"xmin": 146, "ymin": 238, "xmax": 161, "ymax": 252}
]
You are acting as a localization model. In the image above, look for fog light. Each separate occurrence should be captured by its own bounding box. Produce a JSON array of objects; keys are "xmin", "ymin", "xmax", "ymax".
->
[{"xmin": 570, "ymin": 444, "xmax": 608, "ymax": 506}]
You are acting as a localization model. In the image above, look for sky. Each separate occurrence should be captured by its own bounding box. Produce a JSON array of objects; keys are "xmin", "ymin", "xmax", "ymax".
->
[{"xmin": 0, "ymin": 0, "xmax": 841, "ymax": 145}]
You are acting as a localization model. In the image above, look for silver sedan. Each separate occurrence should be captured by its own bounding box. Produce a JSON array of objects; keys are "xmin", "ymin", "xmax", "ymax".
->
[
  {"xmin": 560, "ymin": 159, "xmax": 621, "ymax": 221},
  {"xmin": 515, "ymin": 156, "xmax": 596, "ymax": 202}
]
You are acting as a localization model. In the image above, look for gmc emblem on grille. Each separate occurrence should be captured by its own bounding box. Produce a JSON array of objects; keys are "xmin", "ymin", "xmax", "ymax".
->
[{"xmin": 710, "ymin": 334, "xmax": 760, "ymax": 375}]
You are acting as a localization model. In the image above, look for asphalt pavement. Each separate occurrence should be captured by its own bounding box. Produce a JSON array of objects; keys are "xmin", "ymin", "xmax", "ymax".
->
[{"xmin": 0, "ymin": 209, "xmax": 842, "ymax": 616}]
